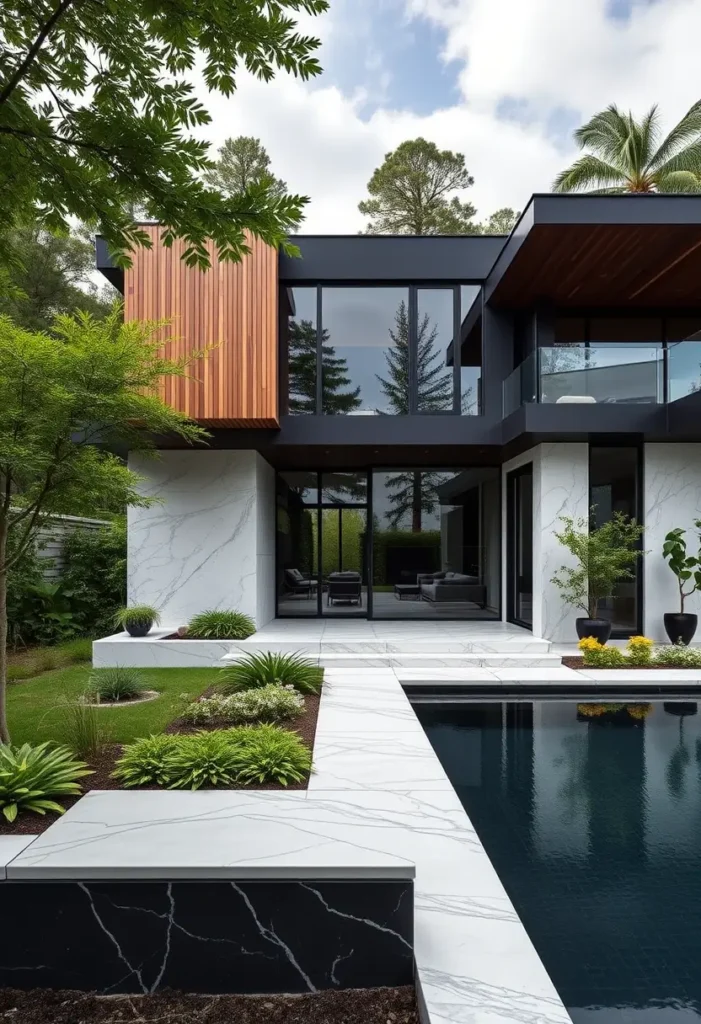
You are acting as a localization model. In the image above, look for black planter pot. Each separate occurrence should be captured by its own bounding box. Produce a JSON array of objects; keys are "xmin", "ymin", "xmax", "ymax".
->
[
  {"xmin": 575, "ymin": 617, "xmax": 612, "ymax": 644},
  {"xmin": 663, "ymin": 612, "xmax": 698, "ymax": 646},
  {"xmin": 125, "ymin": 620, "xmax": 153, "ymax": 638}
]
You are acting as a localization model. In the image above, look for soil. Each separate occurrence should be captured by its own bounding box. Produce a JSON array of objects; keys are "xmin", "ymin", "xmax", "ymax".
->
[
  {"xmin": 0, "ymin": 986, "xmax": 419, "ymax": 1024},
  {"xmin": 563, "ymin": 656, "xmax": 701, "ymax": 670},
  {"xmin": 0, "ymin": 693, "xmax": 321, "ymax": 838}
]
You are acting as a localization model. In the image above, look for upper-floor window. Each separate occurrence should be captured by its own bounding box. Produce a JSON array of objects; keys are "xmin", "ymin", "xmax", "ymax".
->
[{"xmin": 281, "ymin": 285, "xmax": 481, "ymax": 416}]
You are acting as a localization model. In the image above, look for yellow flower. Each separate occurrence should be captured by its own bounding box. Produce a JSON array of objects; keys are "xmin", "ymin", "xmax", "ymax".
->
[
  {"xmin": 628, "ymin": 636, "xmax": 653, "ymax": 648},
  {"xmin": 627, "ymin": 703, "xmax": 653, "ymax": 720},
  {"xmin": 578, "ymin": 636, "xmax": 603, "ymax": 651}
]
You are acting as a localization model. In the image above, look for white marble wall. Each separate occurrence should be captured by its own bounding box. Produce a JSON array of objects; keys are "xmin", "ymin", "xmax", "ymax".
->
[
  {"xmin": 502, "ymin": 443, "xmax": 589, "ymax": 642},
  {"xmin": 644, "ymin": 444, "xmax": 701, "ymax": 640},
  {"xmin": 128, "ymin": 450, "xmax": 276, "ymax": 628}
]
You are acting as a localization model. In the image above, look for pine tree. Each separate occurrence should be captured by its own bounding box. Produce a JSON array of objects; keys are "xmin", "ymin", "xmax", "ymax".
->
[
  {"xmin": 376, "ymin": 301, "xmax": 453, "ymax": 529},
  {"xmin": 287, "ymin": 319, "xmax": 361, "ymax": 414}
]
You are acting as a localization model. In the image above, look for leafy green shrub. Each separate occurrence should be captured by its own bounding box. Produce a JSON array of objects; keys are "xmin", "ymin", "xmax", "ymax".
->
[
  {"xmin": 61, "ymin": 518, "xmax": 127, "ymax": 638},
  {"xmin": 578, "ymin": 638, "xmax": 626, "ymax": 668},
  {"xmin": 58, "ymin": 638, "xmax": 93, "ymax": 664},
  {"xmin": 219, "ymin": 652, "xmax": 322, "ymax": 694},
  {"xmin": 114, "ymin": 605, "xmax": 161, "ymax": 634},
  {"xmin": 187, "ymin": 610, "xmax": 255, "ymax": 640},
  {"xmin": 231, "ymin": 725, "xmax": 312, "ymax": 786},
  {"xmin": 112, "ymin": 734, "xmax": 179, "ymax": 787},
  {"xmin": 89, "ymin": 667, "xmax": 145, "ymax": 702},
  {"xmin": 183, "ymin": 684, "xmax": 305, "ymax": 725},
  {"xmin": 0, "ymin": 742, "xmax": 92, "ymax": 822},
  {"xmin": 656, "ymin": 643, "xmax": 701, "ymax": 667},
  {"xmin": 164, "ymin": 731, "xmax": 244, "ymax": 789}
]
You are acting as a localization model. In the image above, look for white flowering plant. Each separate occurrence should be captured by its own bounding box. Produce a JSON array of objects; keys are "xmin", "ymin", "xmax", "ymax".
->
[{"xmin": 183, "ymin": 683, "xmax": 305, "ymax": 726}]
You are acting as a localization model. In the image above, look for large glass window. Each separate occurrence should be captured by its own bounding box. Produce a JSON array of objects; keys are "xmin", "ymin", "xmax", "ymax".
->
[
  {"xmin": 589, "ymin": 447, "xmax": 641, "ymax": 635},
  {"xmin": 321, "ymin": 288, "xmax": 407, "ymax": 415},
  {"xmin": 460, "ymin": 286, "xmax": 481, "ymax": 415},
  {"xmin": 416, "ymin": 290, "xmax": 455, "ymax": 414},
  {"xmin": 667, "ymin": 318, "xmax": 701, "ymax": 401},
  {"xmin": 507, "ymin": 465, "xmax": 533, "ymax": 628},
  {"xmin": 285, "ymin": 287, "xmax": 317, "ymax": 415},
  {"xmin": 371, "ymin": 469, "xmax": 500, "ymax": 619}
]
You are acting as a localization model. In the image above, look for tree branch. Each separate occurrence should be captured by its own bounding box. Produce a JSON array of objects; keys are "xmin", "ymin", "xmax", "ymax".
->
[{"xmin": 0, "ymin": 0, "xmax": 80, "ymax": 107}]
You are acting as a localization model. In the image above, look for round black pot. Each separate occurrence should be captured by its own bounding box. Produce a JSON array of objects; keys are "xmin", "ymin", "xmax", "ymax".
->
[
  {"xmin": 125, "ymin": 620, "xmax": 153, "ymax": 638},
  {"xmin": 663, "ymin": 702, "xmax": 698, "ymax": 717},
  {"xmin": 575, "ymin": 617, "xmax": 612, "ymax": 644},
  {"xmin": 663, "ymin": 612, "xmax": 698, "ymax": 646}
]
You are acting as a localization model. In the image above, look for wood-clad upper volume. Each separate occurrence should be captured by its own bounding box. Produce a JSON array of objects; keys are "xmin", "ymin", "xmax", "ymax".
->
[{"xmin": 124, "ymin": 226, "xmax": 279, "ymax": 427}]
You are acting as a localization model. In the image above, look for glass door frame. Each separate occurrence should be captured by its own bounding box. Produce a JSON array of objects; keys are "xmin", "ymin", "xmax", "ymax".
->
[{"xmin": 506, "ymin": 463, "xmax": 534, "ymax": 630}]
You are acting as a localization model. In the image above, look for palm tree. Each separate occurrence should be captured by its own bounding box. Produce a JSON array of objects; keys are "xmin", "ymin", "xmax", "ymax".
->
[{"xmin": 553, "ymin": 102, "xmax": 701, "ymax": 194}]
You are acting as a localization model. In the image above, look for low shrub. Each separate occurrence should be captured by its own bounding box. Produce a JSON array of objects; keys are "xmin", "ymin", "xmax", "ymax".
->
[
  {"xmin": 58, "ymin": 638, "xmax": 93, "ymax": 664},
  {"xmin": 183, "ymin": 684, "xmax": 305, "ymax": 726},
  {"xmin": 219, "ymin": 652, "xmax": 322, "ymax": 694},
  {"xmin": 89, "ymin": 667, "xmax": 145, "ymax": 702},
  {"xmin": 578, "ymin": 637, "xmax": 625, "ymax": 668},
  {"xmin": 0, "ymin": 742, "xmax": 92, "ymax": 822},
  {"xmin": 230, "ymin": 724, "xmax": 312, "ymax": 787},
  {"xmin": 7, "ymin": 663, "xmax": 38, "ymax": 683},
  {"xmin": 60, "ymin": 698, "xmax": 109, "ymax": 759},
  {"xmin": 112, "ymin": 734, "xmax": 179, "ymax": 788},
  {"xmin": 626, "ymin": 635, "xmax": 654, "ymax": 666},
  {"xmin": 113, "ymin": 726, "xmax": 312, "ymax": 790},
  {"xmin": 187, "ymin": 610, "xmax": 255, "ymax": 640},
  {"xmin": 61, "ymin": 518, "xmax": 127, "ymax": 638},
  {"xmin": 655, "ymin": 643, "xmax": 701, "ymax": 667}
]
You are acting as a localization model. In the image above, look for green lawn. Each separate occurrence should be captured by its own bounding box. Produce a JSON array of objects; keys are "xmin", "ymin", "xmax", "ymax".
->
[{"xmin": 7, "ymin": 666, "xmax": 219, "ymax": 747}]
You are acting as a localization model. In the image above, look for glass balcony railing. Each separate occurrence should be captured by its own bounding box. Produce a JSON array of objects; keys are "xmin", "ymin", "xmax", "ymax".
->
[
  {"xmin": 668, "ymin": 341, "xmax": 701, "ymax": 402},
  {"xmin": 503, "ymin": 344, "xmax": 665, "ymax": 416}
]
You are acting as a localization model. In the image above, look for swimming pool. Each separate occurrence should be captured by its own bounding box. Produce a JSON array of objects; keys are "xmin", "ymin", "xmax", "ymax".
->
[{"xmin": 414, "ymin": 697, "xmax": 701, "ymax": 1024}]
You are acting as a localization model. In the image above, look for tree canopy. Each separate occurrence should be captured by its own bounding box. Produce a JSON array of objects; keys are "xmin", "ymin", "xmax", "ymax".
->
[
  {"xmin": 0, "ymin": 309, "xmax": 208, "ymax": 742},
  {"xmin": 0, "ymin": 225, "xmax": 116, "ymax": 332},
  {"xmin": 474, "ymin": 207, "xmax": 520, "ymax": 234},
  {"xmin": 0, "ymin": 0, "xmax": 328, "ymax": 273},
  {"xmin": 205, "ymin": 136, "xmax": 289, "ymax": 202},
  {"xmin": 358, "ymin": 138, "xmax": 478, "ymax": 235},
  {"xmin": 553, "ymin": 102, "xmax": 701, "ymax": 194}
]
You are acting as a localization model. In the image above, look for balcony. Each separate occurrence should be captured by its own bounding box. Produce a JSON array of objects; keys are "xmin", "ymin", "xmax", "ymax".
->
[{"xmin": 503, "ymin": 343, "xmax": 701, "ymax": 416}]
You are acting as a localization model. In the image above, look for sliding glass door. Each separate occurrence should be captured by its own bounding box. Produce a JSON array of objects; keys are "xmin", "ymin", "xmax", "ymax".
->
[{"xmin": 507, "ymin": 465, "xmax": 533, "ymax": 629}]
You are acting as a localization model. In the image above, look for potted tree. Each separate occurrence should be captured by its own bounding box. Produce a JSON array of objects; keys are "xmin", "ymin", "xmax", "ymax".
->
[
  {"xmin": 552, "ymin": 509, "xmax": 644, "ymax": 644},
  {"xmin": 115, "ymin": 605, "xmax": 161, "ymax": 638},
  {"xmin": 662, "ymin": 521, "xmax": 701, "ymax": 645}
]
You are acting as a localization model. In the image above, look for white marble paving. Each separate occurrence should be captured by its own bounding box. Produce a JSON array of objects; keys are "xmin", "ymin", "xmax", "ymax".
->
[{"xmin": 0, "ymin": 835, "xmax": 38, "ymax": 880}]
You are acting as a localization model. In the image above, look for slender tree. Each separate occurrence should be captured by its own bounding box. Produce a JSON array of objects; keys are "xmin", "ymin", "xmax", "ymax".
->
[
  {"xmin": 553, "ymin": 102, "xmax": 701, "ymax": 194},
  {"xmin": 376, "ymin": 301, "xmax": 452, "ymax": 530},
  {"xmin": 359, "ymin": 138, "xmax": 478, "ymax": 235},
  {"xmin": 0, "ymin": 0, "xmax": 327, "ymax": 274},
  {"xmin": 0, "ymin": 309, "xmax": 207, "ymax": 743},
  {"xmin": 205, "ymin": 136, "xmax": 289, "ymax": 201},
  {"xmin": 476, "ymin": 207, "xmax": 520, "ymax": 234},
  {"xmin": 287, "ymin": 319, "xmax": 361, "ymax": 415}
]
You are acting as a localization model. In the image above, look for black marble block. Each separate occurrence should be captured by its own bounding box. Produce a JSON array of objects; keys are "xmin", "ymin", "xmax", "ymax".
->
[{"xmin": 0, "ymin": 880, "xmax": 413, "ymax": 995}]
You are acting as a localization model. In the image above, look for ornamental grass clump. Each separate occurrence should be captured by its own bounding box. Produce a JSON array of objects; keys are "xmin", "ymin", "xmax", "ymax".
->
[
  {"xmin": 626, "ymin": 635, "xmax": 654, "ymax": 666},
  {"xmin": 219, "ymin": 652, "xmax": 322, "ymax": 694},
  {"xmin": 229, "ymin": 724, "xmax": 312, "ymax": 787},
  {"xmin": 88, "ymin": 667, "xmax": 145, "ymax": 702},
  {"xmin": 187, "ymin": 610, "xmax": 255, "ymax": 640},
  {"xmin": 183, "ymin": 684, "xmax": 305, "ymax": 726},
  {"xmin": 577, "ymin": 637, "xmax": 625, "ymax": 667},
  {"xmin": 0, "ymin": 742, "xmax": 92, "ymax": 822}
]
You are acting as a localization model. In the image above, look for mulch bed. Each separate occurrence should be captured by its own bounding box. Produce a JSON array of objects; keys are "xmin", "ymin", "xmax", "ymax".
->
[
  {"xmin": 0, "ymin": 692, "xmax": 321, "ymax": 838},
  {"xmin": 563, "ymin": 656, "xmax": 699, "ymax": 670},
  {"xmin": 0, "ymin": 986, "xmax": 418, "ymax": 1024}
]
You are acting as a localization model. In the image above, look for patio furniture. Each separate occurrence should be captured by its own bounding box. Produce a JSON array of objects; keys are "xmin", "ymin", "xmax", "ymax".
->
[
  {"xmin": 394, "ymin": 583, "xmax": 421, "ymax": 601},
  {"xmin": 327, "ymin": 572, "xmax": 362, "ymax": 606},
  {"xmin": 419, "ymin": 572, "xmax": 487, "ymax": 607},
  {"xmin": 284, "ymin": 568, "xmax": 315, "ymax": 599}
]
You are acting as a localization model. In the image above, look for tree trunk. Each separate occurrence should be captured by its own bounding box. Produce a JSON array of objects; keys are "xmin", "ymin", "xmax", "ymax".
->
[
  {"xmin": 0, "ymin": 518, "xmax": 9, "ymax": 744},
  {"xmin": 411, "ymin": 472, "xmax": 422, "ymax": 533}
]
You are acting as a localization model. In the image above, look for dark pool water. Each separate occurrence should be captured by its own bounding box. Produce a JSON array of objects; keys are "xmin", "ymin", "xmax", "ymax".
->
[{"xmin": 414, "ymin": 698, "xmax": 701, "ymax": 1024}]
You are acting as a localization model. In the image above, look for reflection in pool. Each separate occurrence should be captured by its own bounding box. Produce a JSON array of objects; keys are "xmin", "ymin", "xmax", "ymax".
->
[{"xmin": 414, "ymin": 699, "xmax": 701, "ymax": 1023}]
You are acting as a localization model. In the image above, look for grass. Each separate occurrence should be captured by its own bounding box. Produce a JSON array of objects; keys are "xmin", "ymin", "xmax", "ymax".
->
[
  {"xmin": 6, "ymin": 666, "xmax": 219, "ymax": 747},
  {"xmin": 7, "ymin": 638, "xmax": 93, "ymax": 682}
]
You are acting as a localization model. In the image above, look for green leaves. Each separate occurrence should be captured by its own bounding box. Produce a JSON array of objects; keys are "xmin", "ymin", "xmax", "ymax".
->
[
  {"xmin": 662, "ymin": 522, "xmax": 701, "ymax": 611},
  {"xmin": 187, "ymin": 610, "xmax": 256, "ymax": 640},
  {"xmin": 0, "ymin": 0, "xmax": 328, "ymax": 270},
  {"xmin": 218, "ymin": 653, "xmax": 322, "ymax": 694},
  {"xmin": 0, "ymin": 741, "xmax": 91, "ymax": 821}
]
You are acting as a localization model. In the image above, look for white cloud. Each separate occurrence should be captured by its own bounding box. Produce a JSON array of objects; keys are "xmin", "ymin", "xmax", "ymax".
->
[{"xmin": 198, "ymin": 0, "xmax": 701, "ymax": 233}]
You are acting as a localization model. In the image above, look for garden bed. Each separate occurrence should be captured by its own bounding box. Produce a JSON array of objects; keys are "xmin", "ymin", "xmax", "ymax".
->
[
  {"xmin": 563, "ymin": 656, "xmax": 701, "ymax": 670},
  {"xmin": 0, "ymin": 986, "xmax": 418, "ymax": 1024}
]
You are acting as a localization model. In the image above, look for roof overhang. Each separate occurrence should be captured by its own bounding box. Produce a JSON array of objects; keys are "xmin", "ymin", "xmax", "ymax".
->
[{"xmin": 485, "ymin": 194, "xmax": 701, "ymax": 309}]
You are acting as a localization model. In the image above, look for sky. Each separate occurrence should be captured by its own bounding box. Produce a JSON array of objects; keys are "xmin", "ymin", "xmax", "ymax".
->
[{"xmin": 194, "ymin": 0, "xmax": 701, "ymax": 234}]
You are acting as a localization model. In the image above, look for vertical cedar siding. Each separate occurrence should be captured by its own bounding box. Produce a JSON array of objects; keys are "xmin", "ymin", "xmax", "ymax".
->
[{"xmin": 124, "ymin": 226, "xmax": 279, "ymax": 427}]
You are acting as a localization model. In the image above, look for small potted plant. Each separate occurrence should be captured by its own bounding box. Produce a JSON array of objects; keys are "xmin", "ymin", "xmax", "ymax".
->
[
  {"xmin": 115, "ymin": 605, "xmax": 161, "ymax": 637},
  {"xmin": 552, "ymin": 509, "xmax": 644, "ymax": 644},
  {"xmin": 662, "ymin": 521, "xmax": 701, "ymax": 645}
]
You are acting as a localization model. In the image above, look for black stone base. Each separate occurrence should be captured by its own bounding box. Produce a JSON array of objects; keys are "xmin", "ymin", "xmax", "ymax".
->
[{"xmin": 0, "ymin": 880, "xmax": 413, "ymax": 995}]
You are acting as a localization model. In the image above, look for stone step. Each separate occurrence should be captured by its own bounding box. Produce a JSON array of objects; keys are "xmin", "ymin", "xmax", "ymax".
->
[
  {"xmin": 226, "ymin": 638, "xmax": 551, "ymax": 657},
  {"xmin": 316, "ymin": 652, "xmax": 562, "ymax": 669}
]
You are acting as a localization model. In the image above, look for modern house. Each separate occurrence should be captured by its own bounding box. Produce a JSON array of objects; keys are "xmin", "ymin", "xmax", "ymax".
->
[{"xmin": 96, "ymin": 194, "xmax": 701, "ymax": 643}]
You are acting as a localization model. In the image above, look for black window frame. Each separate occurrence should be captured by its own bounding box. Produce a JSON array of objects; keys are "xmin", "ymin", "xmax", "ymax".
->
[{"xmin": 283, "ymin": 283, "xmax": 481, "ymax": 416}]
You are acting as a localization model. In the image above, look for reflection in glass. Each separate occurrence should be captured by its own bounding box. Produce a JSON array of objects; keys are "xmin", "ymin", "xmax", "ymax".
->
[
  {"xmin": 286, "ymin": 287, "xmax": 317, "ymax": 414},
  {"xmin": 320, "ymin": 508, "xmax": 367, "ymax": 618},
  {"xmin": 322, "ymin": 288, "xmax": 408, "ymax": 415},
  {"xmin": 278, "ymin": 471, "xmax": 318, "ymax": 505},
  {"xmin": 507, "ymin": 465, "xmax": 533, "ymax": 628},
  {"xmin": 276, "ymin": 475, "xmax": 318, "ymax": 616},
  {"xmin": 539, "ymin": 344, "xmax": 662, "ymax": 404},
  {"xmin": 667, "ymin": 320, "xmax": 701, "ymax": 401},
  {"xmin": 460, "ymin": 286, "xmax": 481, "ymax": 415},
  {"xmin": 320, "ymin": 472, "xmax": 367, "ymax": 505},
  {"xmin": 371, "ymin": 469, "xmax": 500, "ymax": 619},
  {"xmin": 590, "ymin": 447, "xmax": 639, "ymax": 634},
  {"xmin": 416, "ymin": 290, "xmax": 454, "ymax": 413}
]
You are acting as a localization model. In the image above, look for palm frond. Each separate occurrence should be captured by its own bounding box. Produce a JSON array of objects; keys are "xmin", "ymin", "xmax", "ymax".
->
[
  {"xmin": 652, "ymin": 138, "xmax": 701, "ymax": 179},
  {"xmin": 638, "ymin": 105, "xmax": 660, "ymax": 166},
  {"xmin": 648, "ymin": 100, "xmax": 701, "ymax": 171},
  {"xmin": 655, "ymin": 170, "xmax": 701, "ymax": 194},
  {"xmin": 575, "ymin": 105, "xmax": 635, "ymax": 164},
  {"xmin": 553, "ymin": 155, "xmax": 628, "ymax": 194}
]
